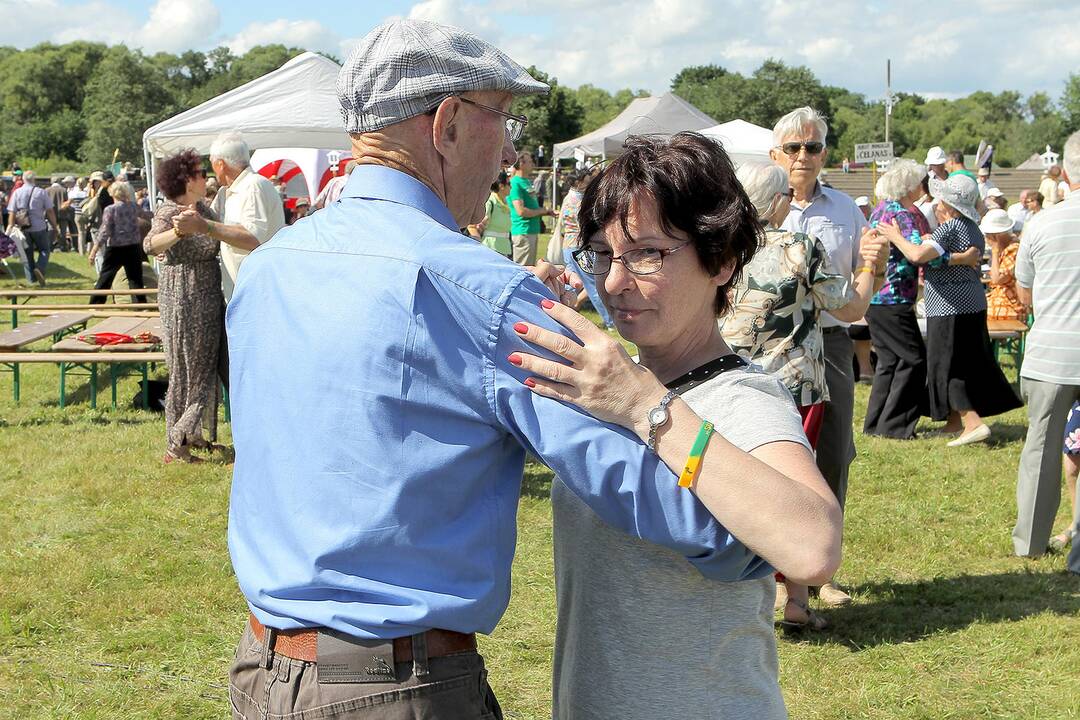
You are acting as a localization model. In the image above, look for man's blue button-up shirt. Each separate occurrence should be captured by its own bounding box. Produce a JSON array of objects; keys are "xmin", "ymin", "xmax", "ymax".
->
[{"xmin": 226, "ymin": 165, "xmax": 768, "ymax": 640}]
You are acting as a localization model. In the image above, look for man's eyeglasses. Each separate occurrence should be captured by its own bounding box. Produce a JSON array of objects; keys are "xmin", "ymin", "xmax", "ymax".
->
[
  {"xmin": 455, "ymin": 97, "xmax": 528, "ymax": 143},
  {"xmin": 777, "ymin": 141, "xmax": 825, "ymax": 156},
  {"xmin": 572, "ymin": 242, "xmax": 690, "ymax": 276}
]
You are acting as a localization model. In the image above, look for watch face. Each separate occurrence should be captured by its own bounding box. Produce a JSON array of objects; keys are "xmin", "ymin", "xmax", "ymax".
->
[{"xmin": 648, "ymin": 406, "xmax": 668, "ymax": 426}]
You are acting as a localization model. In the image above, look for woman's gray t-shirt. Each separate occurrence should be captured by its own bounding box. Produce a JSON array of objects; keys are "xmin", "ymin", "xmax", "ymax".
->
[{"xmin": 552, "ymin": 367, "xmax": 809, "ymax": 720}]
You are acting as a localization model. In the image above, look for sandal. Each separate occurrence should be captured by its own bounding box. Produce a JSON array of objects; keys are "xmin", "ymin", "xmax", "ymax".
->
[
  {"xmin": 1048, "ymin": 527, "xmax": 1076, "ymax": 553},
  {"xmin": 163, "ymin": 449, "xmax": 204, "ymax": 464},
  {"xmin": 778, "ymin": 599, "xmax": 828, "ymax": 632}
]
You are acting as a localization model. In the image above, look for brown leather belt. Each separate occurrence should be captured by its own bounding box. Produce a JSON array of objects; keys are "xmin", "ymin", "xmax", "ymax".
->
[{"xmin": 248, "ymin": 614, "xmax": 476, "ymax": 664}]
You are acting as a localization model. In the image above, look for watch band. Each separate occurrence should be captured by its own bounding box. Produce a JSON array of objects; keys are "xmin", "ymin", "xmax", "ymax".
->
[{"xmin": 647, "ymin": 390, "xmax": 677, "ymax": 451}]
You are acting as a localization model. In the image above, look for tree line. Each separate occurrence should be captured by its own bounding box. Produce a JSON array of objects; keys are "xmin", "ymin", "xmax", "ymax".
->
[{"xmin": 1, "ymin": 41, "xmax": 1077, "ymax": 174}]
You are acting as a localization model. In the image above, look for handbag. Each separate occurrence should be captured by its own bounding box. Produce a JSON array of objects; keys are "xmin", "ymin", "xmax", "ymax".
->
[{"xmin": 13, "ymin": 186, "xmax": 36, "ymax": 228}]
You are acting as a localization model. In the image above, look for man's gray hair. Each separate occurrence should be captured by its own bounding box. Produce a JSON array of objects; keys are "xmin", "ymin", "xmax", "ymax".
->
[
  {"xmin": 874, "ymin": 158, "xmax": 926, "ymax": 201},
  {"xmin": 209, "ymin": 131, "xmax": 251, "ymax": 170},
  {"xmin": 773, "ymin": 106, "xmax": 828, "ymax": 146},
  {"xmin": 1063, "ymin": 131, "xmax": 1080, "ymax": 184},
  {"xmin": 22, "ymin": 170, "xmax": 36, "ymax": 183},
  {"xmin": 735, "ymin": 159, "xmax": 789, "ymax": 222}
]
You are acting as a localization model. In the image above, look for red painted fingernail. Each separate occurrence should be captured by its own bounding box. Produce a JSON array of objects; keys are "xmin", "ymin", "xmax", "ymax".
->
[
  {"xmin": 508, "ymin": 353, "xmax": 522, "ymax": 366},
  {"xmin": 524, "ymin": 378, "xmax": 536, "ymax": 388},
  {"xmin": 540, "ymin": 299, "xmax": 554, "ymax": 309},
  {"xmin": 513, "ymin": 322, "xmax": 528, "ymax": 334}
]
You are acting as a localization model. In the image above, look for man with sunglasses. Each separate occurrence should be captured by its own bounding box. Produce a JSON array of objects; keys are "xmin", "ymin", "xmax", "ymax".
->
[
  {"xmin": 770, "ymin": 106, "xmax": 870, "ymax": 609},
  {"xmin": 224, "ymin": 19, "xmax": 792, "ymax": 719}
]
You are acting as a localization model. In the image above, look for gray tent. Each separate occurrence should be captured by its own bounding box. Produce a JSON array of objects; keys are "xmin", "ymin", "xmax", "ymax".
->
[{"xmin": 553, "ymin": 92, "xmax": 717, "ymax": 161}]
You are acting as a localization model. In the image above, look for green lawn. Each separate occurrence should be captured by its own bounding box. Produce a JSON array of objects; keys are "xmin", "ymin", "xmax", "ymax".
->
[{"xmin": 1, "ymin": 252, "xmax": 1078, "ymax": 719}]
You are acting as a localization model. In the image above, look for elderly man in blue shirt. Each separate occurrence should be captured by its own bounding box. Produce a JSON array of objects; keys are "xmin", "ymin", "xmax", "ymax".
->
[
  {"xmin": 226, "ymin": 20, "xmax": 842, "ymax": 719},
  {"xmin": 770, "ymin": 106, "xmax": 870, "ymax": 609}
]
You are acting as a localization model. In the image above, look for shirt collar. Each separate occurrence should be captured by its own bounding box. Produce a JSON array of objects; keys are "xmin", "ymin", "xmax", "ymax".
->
[
  {"xmin": 341, "ymin": 165, "xmax": 458, "ymax": 232},
  {"xmin": 225, "ymin": 167, "xmax": 253, "ymax": 197},
  {"xmin": 792, "ymin": 181, "xmax": 825, "ymax": 210}
]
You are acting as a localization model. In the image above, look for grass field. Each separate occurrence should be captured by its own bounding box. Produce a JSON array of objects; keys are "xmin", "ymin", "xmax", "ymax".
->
[{"xmin": 1, "ymin": 251, "xmax": 1078, "ymax": 719}]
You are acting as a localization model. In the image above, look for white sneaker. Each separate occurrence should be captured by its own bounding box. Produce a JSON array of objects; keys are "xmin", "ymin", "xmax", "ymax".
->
[{"xmin": 947, "ymin": 424, "xmax": 991, "ymax": 447}]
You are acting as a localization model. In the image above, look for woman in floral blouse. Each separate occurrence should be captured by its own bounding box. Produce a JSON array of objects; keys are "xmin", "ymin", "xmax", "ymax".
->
[
  {"xmin": 723, "ymin": 159, "xmax": 887, "ymax": 631},
  {"xmin": 980, "ymin": 208, "xmax": 1026, "ymax": 321},
  {"xmin": 864, "ymin": 160, "xmax": 981, "ymax": 439}
]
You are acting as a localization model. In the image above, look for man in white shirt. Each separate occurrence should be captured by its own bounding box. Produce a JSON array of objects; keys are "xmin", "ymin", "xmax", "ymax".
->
[
  {"xmin": 976, "ymin": 167, "xmax": 997, "ymax": 200},
  {"xmin": 1008, "ymin": 189, "xmax": 1033, "ymax": 232},
  {"xmin": 314, "ymin": 160, "xmax": 357, "ymax": 210},
  {"xmin": 175, "ymin": 132, "xmax": 286, "ymax": 301},
  {"xmin": 1012, "ymin": 130, "xmax": 1080, "ymax": 570},
  {"xmin": 771, "ymin": 106, "xmax": 870, "ymax": 608},
  {"xmin": 925, "ymin": 146, "xmax": 948, "ymax": 180}
]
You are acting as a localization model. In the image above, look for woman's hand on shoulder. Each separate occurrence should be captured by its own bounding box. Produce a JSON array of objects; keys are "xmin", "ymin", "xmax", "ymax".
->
[{"xmin": 509, "ymin": 300, "xmax": 665, "ymax": 433}]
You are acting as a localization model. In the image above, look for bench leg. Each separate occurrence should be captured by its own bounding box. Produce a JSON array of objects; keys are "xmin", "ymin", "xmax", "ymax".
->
[
  {"xmin": 89, "ymin": 364, "xmax": 97, "ymax": 410},
  {"xmin": 110, "ymin": 364, "xmax": 118, "ymax": 410},
  {"xmin": 141, "ymin": 363, "xmax": 149, "ymax": 410},
  {"xmin": 59, "ymin": 362, "xmax": 66, "ymax": 409},
  {"xmin": 223, "ymin": 383, "xmax": 231, "ymax": 423},
  {"xmin": 12, "ymin": 362, "xmax": 19, "ymax": 403},
  {"xmin": 9, "ymin": 298, "xmax": 16, "ymax": 329}
]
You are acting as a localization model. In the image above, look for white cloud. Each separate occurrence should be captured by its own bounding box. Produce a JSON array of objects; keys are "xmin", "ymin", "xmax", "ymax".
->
[
  {"xmin": 224, "ymin": 18, "xmax": 342, "ymax": 57},
  {"xmin": 139, "ymin": 0, "xmax": 220, "ymax": 53}
]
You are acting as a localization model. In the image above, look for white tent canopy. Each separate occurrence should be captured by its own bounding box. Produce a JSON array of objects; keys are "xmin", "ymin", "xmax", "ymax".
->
[
  {"xmin": 553, "ymin": 93, "xmax": 716, "ymax": 161},
  {"xmin": 142, "ymin": 51, "xmax": 350, "ymax": 201},
  {"xmin": 700, "ymin": 119, "xmax": 774, "ymax": 166}
]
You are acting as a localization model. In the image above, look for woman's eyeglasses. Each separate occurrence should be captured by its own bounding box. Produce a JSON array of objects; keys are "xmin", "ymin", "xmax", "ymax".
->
[
  {"xmin": 777, "ymin": 141, "xmax": 825, "ymax": 156},
  {"xmin": 572, "ymin": 243, "xmax": 690, "ymax": 276}
]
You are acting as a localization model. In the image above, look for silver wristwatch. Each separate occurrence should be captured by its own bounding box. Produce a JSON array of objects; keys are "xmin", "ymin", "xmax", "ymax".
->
[{"xmin": 646, "ymin": 390, "xmax": 676, "ymax": 451}]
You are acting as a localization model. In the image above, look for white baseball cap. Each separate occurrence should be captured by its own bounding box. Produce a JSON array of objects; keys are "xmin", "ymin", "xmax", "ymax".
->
[
  {"xmin": 855, "ymin": 195, "xmax": 870, "ymax": 207},
  {"xmin": 924, "ymin": 146, "xmax": 947, "ymax": 165},
  {"xmin": 986, "ymin": 187, "xmax": 1005, "ymax": 198}
]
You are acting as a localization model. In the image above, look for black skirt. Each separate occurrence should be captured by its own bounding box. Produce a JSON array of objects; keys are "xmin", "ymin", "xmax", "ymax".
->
[
  {"xmin": 864, "ymin": 303, "xmax": 927, "ymax": 439},
  {"xmin": 925, "ymin": 310, "xmax": 1022, "ymax": 421}
]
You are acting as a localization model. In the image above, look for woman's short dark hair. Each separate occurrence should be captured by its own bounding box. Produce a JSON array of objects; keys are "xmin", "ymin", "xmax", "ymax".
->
[
  {"xmin": 577, "ymin": 132, "xmax": 762, "ymax": 316},
  {"xmin": 156, "ymin": 149, "xmax": 204, "ymax": 200},
  {"xmin": 490, "ymin": 171, "xmax": 509, "ymax": 193}
]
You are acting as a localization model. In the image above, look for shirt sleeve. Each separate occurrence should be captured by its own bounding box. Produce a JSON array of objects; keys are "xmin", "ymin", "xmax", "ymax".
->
[
  {"xmin": 98, "ymin": 205, "xmax": 114, "ymax": 247},
  {"xmin": 488, "ymin": 274, "xmax": 766, "ymax": 581},
  {"xmin": 1015, "ymin": 227, "xmax": 1036, "ymax": 288},
  {"xmin": 807, "ymin": 236, "xmax": 853, "ymax": 311}
]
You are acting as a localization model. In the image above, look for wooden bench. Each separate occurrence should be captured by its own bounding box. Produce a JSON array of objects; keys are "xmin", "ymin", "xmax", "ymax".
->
[
  {"xmin": 51, "ymin": 317, "xmax": 163, "ymax": 353},
  {"xmin": 7, "ymin": 303, "xmax": 159, "ymax": 312},
  {"xmin": 0, "ymin": 351, "xmax": 165, "ymax": 409},
  {"xmin": 31, "ymin": 309, "xmax": 159, "ymax": 319},
  {"xmin": 0, "ymin": 312, "xmax": 93, "ymax": 401},
  {"xmin": 1, "ymin": 288, "xmax": 159, "ymax": 327},
  {"xmin": 0, "ymin": 312, "xmax": 92, "ymax": 352},
  {"xmin": 988, "ymin": 318, "xmax": 1029, "ymax": 381}
]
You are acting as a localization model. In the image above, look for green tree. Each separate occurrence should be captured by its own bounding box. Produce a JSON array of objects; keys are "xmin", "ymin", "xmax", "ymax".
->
[
  {"xmin": 81, "ymin": 46, "xmax": 176, "ymax": 166},
  {"xmin": 511, "ymin": 66, "xmax": 585, "ymax": 162}
]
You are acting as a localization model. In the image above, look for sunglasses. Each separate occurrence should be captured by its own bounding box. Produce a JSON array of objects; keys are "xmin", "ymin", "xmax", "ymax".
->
[{"xmin": 778, "ymin": 141, "xmax": 825, "ymax": 156}]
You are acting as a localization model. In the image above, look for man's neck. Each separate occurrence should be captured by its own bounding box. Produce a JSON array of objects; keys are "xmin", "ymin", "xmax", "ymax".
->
[{"xmin": 792, "ymin": 180, "xmax": 818, "ymax": 206}]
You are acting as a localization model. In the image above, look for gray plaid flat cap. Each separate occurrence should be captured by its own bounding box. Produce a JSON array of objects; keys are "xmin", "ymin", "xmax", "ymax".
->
[{"xmin": 338, "ymin": 19, "xmax": 549, "ymax": 134}]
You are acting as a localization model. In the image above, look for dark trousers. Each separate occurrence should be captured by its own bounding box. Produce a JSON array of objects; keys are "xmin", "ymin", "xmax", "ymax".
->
[
  {"xmin": 819, "ymin": 328, "xmax": 856, "ymax": 511},
  {"xmin": 864, "ymin": 304, "xmax": 928, "ymax": 439},
  {"xmin": 90, "ymin": 244, "xmax": 146, "ymax": 304},
  {"xmin": 55, "ymin": 213, "xmax": 77, "ymax": 250},
  {"xmin": 229, "ymin": 624, "xmax": 502, "ymax": 719},
  {"xmin": 21, "ymin": 229, "xmax": 51, "ymax": 283}
]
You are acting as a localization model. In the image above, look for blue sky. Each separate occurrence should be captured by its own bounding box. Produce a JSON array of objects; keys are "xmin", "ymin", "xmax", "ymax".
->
[{"xmin": 4, "ymin": 0, "xmax": 1079, "ymax": 103}]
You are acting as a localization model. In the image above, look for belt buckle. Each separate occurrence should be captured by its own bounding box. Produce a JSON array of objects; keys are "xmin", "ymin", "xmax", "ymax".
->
[{"xmin": 316, "ymin": 629, "xmax": 397, "ymax": 684}]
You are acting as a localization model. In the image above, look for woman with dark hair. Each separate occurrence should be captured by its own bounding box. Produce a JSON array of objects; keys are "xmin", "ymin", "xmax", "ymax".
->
[
  {"xmin": 477, "ymin": 172, "xmax": 512, "ymax": 258},
  {"xmin": 509, "ymin": 133, "xmax": 842, "ymax": 719},
  {"xmin": 142, "ymin": 149, "xmax": 228, "ymax": 463}
]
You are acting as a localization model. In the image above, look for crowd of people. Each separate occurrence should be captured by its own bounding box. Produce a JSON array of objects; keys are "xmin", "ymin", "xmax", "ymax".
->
[{"xmin": 2, "ymin": 17, "xmax": 1078, "ymax": 719}]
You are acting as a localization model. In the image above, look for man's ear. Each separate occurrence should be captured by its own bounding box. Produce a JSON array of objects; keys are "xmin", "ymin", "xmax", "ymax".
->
[{"xmin": 431, "ymin": 98, "xmax": 464, "ymax": 164}]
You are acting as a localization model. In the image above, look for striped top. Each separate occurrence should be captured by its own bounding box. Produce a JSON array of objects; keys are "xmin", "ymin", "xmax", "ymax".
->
[{"xmin": 1015, "ymin": 194, "xmax": 1080, "ymax": 383}]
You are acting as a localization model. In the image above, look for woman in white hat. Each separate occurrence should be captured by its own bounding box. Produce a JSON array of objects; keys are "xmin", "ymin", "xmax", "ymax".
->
[
  {"xmin": 877, "ymin": 174, "xmax": 1021, "ymax": 446},
  {"xmin": 980, "ymin": 208, "xmax": 1026, "ymax": 322}
]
